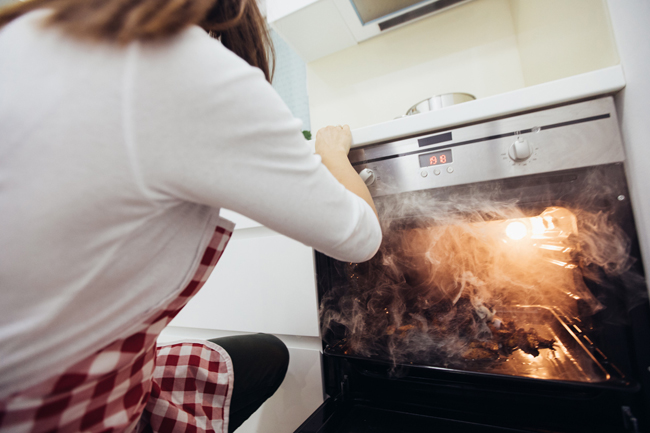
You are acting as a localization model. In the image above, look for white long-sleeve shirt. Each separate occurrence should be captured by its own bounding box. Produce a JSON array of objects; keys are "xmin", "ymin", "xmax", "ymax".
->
[{"xmin": 0, "ymin": 10, "xmax": 381, "ymax": 398}]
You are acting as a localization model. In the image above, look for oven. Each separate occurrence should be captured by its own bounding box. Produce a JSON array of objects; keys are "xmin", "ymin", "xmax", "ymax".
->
[{"xmin": 295, "ymin": 97, "xmax": 650, "ymax": 432}]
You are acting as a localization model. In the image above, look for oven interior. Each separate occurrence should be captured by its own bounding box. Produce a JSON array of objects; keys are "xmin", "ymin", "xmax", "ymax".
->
[{"xmin": 303, "ymin": 164, "xmax": 650, "ymax": 433}]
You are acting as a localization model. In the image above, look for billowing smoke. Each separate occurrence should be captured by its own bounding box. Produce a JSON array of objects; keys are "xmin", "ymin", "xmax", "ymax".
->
[{"xmin": 320, "ymin": 165, "xmax": 647, "ymax": 376}]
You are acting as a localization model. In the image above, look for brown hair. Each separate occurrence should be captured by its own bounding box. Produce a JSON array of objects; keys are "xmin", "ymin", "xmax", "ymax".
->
[{"xmin": 0, "ymin": 0, "xmax": 274, "ymax": 82}]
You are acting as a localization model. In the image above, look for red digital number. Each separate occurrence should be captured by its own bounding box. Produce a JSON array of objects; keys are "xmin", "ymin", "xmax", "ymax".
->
[
  {"xmin": 440, "ymin": 154, "xmax": 447, "ymax": 164},
  {"xmin": 429, "ymin": 156, "xmax": 437, "ymax": 165}
]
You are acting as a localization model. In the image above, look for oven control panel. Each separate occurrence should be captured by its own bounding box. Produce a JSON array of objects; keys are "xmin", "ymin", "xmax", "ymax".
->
[{"xmin": 349, "ymin": 97, "xmax": 624, "ymax": 197}]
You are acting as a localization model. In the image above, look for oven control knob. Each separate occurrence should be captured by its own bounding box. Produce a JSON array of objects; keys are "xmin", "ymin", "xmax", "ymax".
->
[
  {"xmin": 508, "ymin": 138, "xmax": 533, "ymax": 161},
  {"xmin": 359, "ymin": 168, "xmax": 376, "ymax": 186}
]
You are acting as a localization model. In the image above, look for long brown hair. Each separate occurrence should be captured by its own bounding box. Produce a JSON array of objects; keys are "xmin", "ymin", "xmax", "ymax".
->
[{"xmin": 0, "ymin": 0, "xmax": 274, "ymax": 82}]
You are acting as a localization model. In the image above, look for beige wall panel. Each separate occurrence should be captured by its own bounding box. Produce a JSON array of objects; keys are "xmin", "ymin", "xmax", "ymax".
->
[
  {"xmin": 509, "ymin": 0, "xmax": 619, "ymax": 86},
  {"xmin": 306, "ymin": 0, "xmax": 525, "ymax": 131}
]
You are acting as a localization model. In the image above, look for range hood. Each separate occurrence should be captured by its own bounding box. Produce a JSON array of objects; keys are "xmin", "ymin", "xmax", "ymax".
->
[
  {"xmin": 268, "ymin": 0, "xmax": 473, "ymax": 63},
  {"xmin": 349, "ymin": 0, "xmax": 471, "ymax": 28}
]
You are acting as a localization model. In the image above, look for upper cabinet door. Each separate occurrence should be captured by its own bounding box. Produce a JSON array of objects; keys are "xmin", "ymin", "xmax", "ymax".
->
[
  {"xmin": 268, "ymin": 0, "xmax": 473, "ymax": 63},
  {"xmin": 268, "ymin": 0, "xmax": 357, "ymax": 63},
  {"xmin": 265, "ymin": 0, "xmax": 320, "ymax": 23}
]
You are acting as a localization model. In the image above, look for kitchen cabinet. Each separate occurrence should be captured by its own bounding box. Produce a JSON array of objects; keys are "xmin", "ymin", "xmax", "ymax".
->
[
  {"xmin": 268, "ymin": 0, "xmax": 357, "ymax": 63},
  {"xmin": 265, "ymin": 0, "xmax": 320, "ymax": 23}
]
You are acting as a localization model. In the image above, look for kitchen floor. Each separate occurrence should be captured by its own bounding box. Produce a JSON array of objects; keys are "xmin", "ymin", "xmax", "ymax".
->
[{"xmin": 158, "ymin": 326, "xmax": 324, "ymax": 433}]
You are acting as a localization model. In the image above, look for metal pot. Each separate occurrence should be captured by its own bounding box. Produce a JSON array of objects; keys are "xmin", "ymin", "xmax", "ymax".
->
[{"xmin": 405, "ymin": 92, "xmax": 475, "ymax": 116}]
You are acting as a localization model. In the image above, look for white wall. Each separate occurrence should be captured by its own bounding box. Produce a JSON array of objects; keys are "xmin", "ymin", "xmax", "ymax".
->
[
  {"xmin": 606, "ymin": 0, "xmax": 650, "ymax": 293},
  {"xmin": 306, "ymin": 0, "xmax": 620, "ymax": 131},
  {"xmin": 170, "ymin": 226, "xmax": 320, "ymax": 337}
]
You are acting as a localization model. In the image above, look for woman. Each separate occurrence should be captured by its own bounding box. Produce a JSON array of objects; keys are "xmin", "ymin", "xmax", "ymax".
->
[{"xmin": 0, "ymin": 0, "xmax": 381, "ymax": 431}]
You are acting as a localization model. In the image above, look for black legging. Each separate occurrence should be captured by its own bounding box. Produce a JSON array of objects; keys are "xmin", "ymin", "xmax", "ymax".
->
[{"xmin": 208, "ymin": 333, "xmax": 290, "ymax": 433}]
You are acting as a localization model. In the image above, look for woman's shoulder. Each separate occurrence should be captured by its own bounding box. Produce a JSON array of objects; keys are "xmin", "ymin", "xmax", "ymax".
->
[
  {"xmin": 1, "ymin": 9, "xmax": 249, "ymax": 76},
  {"xmin": 0, "ymin": 8, "xmax": 52, "ymax": 43},
  {"xmin": 141, "ymin": 24, "xmax": 247, "ymax": 68},
  {"xmin": 135, "ymin": 23, "xmax": 265, "ymax": 93}
]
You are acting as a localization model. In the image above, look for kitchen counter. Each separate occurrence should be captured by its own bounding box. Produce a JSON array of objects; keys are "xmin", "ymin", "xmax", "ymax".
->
[{"xmin": 350, "ymin": 65, "xmax": 625, "ymax": 148}]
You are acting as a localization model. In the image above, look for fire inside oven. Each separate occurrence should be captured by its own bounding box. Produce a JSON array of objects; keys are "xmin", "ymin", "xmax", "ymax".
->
[{"xmin": 319, "ymin": 169, "xmax": 641, "ymax": 386}]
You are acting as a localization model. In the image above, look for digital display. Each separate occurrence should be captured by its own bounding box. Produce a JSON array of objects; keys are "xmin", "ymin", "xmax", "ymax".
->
[{"xmin": 418, "ymin": 149, "xmax": 453, "ymax": 167}]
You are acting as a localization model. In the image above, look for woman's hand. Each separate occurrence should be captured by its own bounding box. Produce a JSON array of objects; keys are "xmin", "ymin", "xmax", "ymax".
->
[
  {"xmin": 315, "ymin": 125, "xmax": 351, "ymax": 159},
  {"xmin": 314, "ymin": 125, "xmax": 378, "ymax": 220}
]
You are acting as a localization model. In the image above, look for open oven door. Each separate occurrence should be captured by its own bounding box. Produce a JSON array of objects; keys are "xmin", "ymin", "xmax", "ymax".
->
[
  {"xmin": 294, "ymin": 394, "xmax": 543, "ymax": 432},
  {"xmin": 293, "ymin": 344, "xmax": 645, "ymax": 433}
]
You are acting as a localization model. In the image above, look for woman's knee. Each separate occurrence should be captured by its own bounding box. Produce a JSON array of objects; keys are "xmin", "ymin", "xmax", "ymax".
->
[
  {"xmin": 254, "ymin": 333, "xmax": 290, "ymax": 385},
  {"xmin": 258, "ymin": 334, "xmax": 289, "ymax": 365},
  {"xmin": 209, "ymin": 333, "xmax": 289, "ymax": 387}
]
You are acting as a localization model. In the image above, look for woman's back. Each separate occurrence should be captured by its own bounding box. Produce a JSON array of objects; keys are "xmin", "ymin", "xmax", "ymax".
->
[
  {"xmin": 0, "ymin": 10, "xmax": 225, "ymax": 397},
  {"xmin": 0, "ymin": 9, "xmax": 381, "ymax": 398}
]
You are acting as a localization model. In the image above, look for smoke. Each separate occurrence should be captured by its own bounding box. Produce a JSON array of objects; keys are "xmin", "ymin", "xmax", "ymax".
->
[{"xmin": 320, "ymin": 166, "xmax": 647, "ymax": 374}]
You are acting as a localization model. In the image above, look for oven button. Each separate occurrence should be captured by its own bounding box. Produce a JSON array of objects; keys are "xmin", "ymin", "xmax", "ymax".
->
[
  {"xmin": 508, "ymin": 138, "xmax": 533, "ymax": 161},
  {"xmin": 446, "ymin": 166, "xmax": 454, "ymax": 173},
  {"xmin": 420, "ymin": 169, "xmax": 428, "ymax": 177},
  {"xmin": 434, "ymin": 168, "xmax": 441, "ymax": 175},
  {"xmin": 359, "ymin": 168, "xmax": 376, "ymax": 185}
]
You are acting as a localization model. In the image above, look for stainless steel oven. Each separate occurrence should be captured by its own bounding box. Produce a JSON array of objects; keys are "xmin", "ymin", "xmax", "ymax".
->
[{"xmin": 296, "ymin": 97, "xmax": 650, "ymax": 432}]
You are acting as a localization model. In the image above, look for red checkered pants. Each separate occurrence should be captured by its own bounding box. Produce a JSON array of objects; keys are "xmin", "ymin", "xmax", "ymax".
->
[{"xmin": 0, "ymin": 219, "xmax": 235, "ymax": 433}]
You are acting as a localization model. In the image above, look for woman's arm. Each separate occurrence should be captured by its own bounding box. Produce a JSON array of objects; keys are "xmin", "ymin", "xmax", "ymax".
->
[
  {"xmin": 132, "ymin": 29, "xmax": 382, "ymax": 262},
  {"xmin": 315, "ymin": 125, "xmax": 379, "ymax": 221}
]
